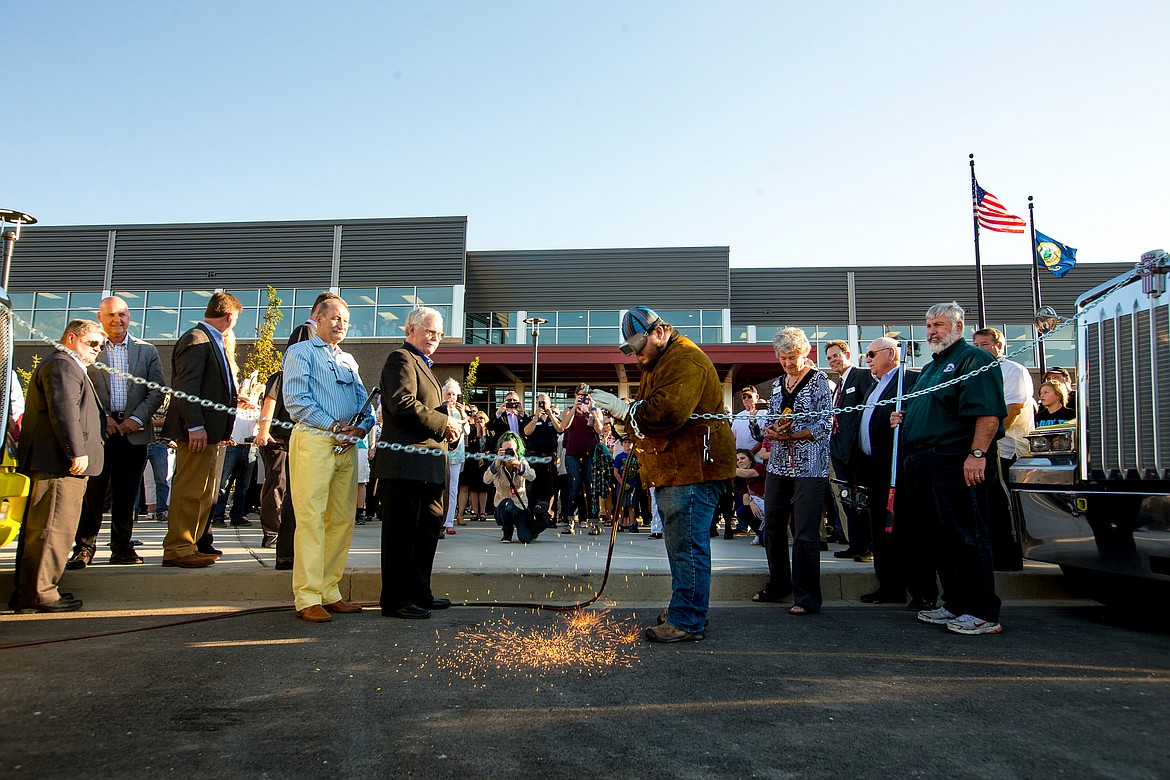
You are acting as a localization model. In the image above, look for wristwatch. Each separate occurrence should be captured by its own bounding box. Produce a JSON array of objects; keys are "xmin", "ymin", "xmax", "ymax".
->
[
  {"xmin": 330, "ymin": 421, "xmax": 343, "ymax": 434},
  {"xmin": 970, "ymin": 448, "xmax": 985, "ymax": 458}
]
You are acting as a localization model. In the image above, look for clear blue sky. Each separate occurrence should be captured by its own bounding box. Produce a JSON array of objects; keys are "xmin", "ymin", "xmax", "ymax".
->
[{"xmin": 5, "ymin": 1, "xmax": 1167, "ymax": 268}]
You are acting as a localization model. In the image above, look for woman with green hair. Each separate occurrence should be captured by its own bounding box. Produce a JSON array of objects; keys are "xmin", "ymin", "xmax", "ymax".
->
[{"xmin": 483, "ymin": 432, "xmax": 544, "ymax": 543}]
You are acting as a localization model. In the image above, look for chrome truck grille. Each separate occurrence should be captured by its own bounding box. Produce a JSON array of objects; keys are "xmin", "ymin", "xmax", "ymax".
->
[{"xmin": 1081, "ymin": 283, "xmax": 1169, "ymax": 481}]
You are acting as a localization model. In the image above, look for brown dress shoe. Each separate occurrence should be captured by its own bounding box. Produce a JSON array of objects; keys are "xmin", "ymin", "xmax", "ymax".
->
[
  {"xmin": 297, "ymin": 605, "xmax": 332, "ymax": 622},
  {"xmin": 323, "ymin": 599, "xmax": 363, "ymax": 614},
  {"xmin": 162, "ymin": 553, "xmax": 215, "ymax": 568}
]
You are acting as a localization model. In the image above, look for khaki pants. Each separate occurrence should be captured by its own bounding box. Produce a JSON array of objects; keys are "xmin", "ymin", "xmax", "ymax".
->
[
  {"xmin": 14, "ymin": 473, "xmax": 88, "ymax": 608},
  {"xmin": 164, "ymin": 443, "xmax": 225, "ymax": 560},
  {"xmin": 289, "ymin": 428, "xmax": 358, "ymax": 611}
]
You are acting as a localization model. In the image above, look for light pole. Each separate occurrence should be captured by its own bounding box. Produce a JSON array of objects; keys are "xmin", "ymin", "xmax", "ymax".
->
[
  {"xmin": 1, "ymin": 209, "xmax": 37, "ymax": 291},
  {"xmin": 523, "ymin": 316, "xmax": 548, "ymax": 413}
]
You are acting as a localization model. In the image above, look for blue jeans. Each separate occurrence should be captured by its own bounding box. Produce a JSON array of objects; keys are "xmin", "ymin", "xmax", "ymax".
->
[
  {"xmin": 146, "ymin": 443, "xmax": 171, "ymax": 514},
  {"xmin": 212, "ymin": 443, "xmax": 257, "ymax": 522},
  {"xmin": 656, "ymin": 481, "xmax": 722, "ymax": 633},
  {"xmin": 564, "ymin": 454, "xmax": 597, "ymax": 522}
]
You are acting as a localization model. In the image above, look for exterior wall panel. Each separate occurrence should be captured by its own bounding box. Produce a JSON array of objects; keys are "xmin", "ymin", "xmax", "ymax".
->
[
  {"xmin": 338, "ymin": 217, "xmax": 466, "ymax": 286},
  {"xmin": 110, "ymin": 223, "xmax": 335, "ymax": 289},
  {"xmin": 731, "ymin": 268, "xmax": 850, "ymax": 325},
  {"xmin": 466, "ymin": 247, "xmax": 730, "ymax": 311},
  {"xmin": 9, "ymin": 228, "xmax": 110, "ymax": 291}
]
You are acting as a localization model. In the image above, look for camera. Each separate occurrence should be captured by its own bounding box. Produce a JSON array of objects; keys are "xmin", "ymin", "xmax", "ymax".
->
[
  {"xmin": 505, "ymin": 400, "xmax": 520, "ymax": 409},
  {"xmin": 502, "ymin": 446, "xmax": 517, "ymax": 461},
  {"xmin": 539, "ymin": 401, "xmax": 547, "ymax": 410}
]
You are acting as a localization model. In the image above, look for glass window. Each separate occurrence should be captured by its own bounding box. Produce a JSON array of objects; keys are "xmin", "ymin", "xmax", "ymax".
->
[
  {"xmin": 378, "ymin": 287, "xmax": 415, "ymax": 306},
  {"xmin": 292, "ymin": 307, "xmax": 312, "ymax": 329},
  {"xmin": 13, "ymin": 311, "xmax": 34, "ymax": 341},
  {"xmin": 147, "ymin": 290, "xmax": 180, "ymax": 309},
  {"xmin": 701, "ymin": 309, "xmax": 724, "ymax": 327},
  {"xmin": 347, "ymin": 306, "xmax": 375, "ymax": 338},
  {"xmin": 341, "ymin": 287, "xmax": 377, "ymax": 307},
  {"xmin": 377, "ymin": 306, "xmax": 410, "ymax": 337},
  {"xmin": 556, "ymin": 328, "xmax": 588, "ymax": 345},
  {"xmin": 675, "ymin": 326, "xmax": 701, "ymax": 342},
  {"xmin": 278, "ymin": 307, "xmax": 296, "ymax": 336},
  {"xmin": 589, "ymin": 310, "xmax": 619, "ymax": 328},
  {"xmin": 145, "ymin": 301, "xmax": 180, "ymax": 336},
  {"xmin": 35, "ymin": 292, "xmax": 68, "ymax": 310},
  {"xmin": 9, "ymin": 293, "xmax": 35, "ymax": 309},
  {"xmin": 272, "ymin": 289, "xmax": 294, "ymax": 308},
  {"xmin": 179, "ymin": 308, "xmax": 206, "ymax": 331},
  {"xmin": 182, "ymin": 289, "xmax": 215, "ymax": 307},
  {"xmin": 112, "ymin": 290, "xmax": 146, "ymax": 304},
  {"xmin": 295, "ymin": 289, "xmax": 325, "ymax": 306},
  {"xmin": 492, "ymin": 312, "xmax": 513, "ymax": 329},
  {"xmin": 559, "ymin": 311, "xmax": 587, "ymax": 328},
  {"xmin": 588, "ymin": 328, "xmax": 618, "ymax": 345},
  {"xmin": 69, "ymin": 308, "xmax": 100, "ymax": 323},
  {"xmin": 234, "ymin": 308, "xmax": 260, "ymax": 339},
  {"xmin": 658, "ymin": 310, "xmax": 700, "ymax": 327},
  {"xmin": 226, "ymin": 289, "xmax": 259, "ymax": 308},
  {"xmin": 33, "ymin": 309, "xmax": 68, "ymax": 339},
  {"xmin": 528, "ymin": 311, "xmax": 555, "ymax": 325},
  {"xmin": 415, "ymin": 286, "xmax": 453, "ymax": 305},
  {"xmin": 466, "ymin": 327, "xmax": 490, "ymax": 346}
]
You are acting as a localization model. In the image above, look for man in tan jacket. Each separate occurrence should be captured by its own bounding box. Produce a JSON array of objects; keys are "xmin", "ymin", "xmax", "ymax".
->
[{"xmin": 590, "ymin": 306, "xmax": 734, "ymax": 643}]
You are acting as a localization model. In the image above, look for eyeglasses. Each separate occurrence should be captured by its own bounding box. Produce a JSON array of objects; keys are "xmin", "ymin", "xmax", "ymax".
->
[
  {"xmin": 81, "ymin": 339, "xmax": 104, "ymax": 349},
  {"xmin": 866, "ymin": 348, "xmax": 894, "ymax": 359},
  {"xmin": 425, "ymin": 328, "xmax": 445, "ymax": 340}
]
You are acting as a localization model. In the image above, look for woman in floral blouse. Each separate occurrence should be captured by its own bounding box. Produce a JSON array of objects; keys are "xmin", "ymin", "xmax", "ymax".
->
[{"xmin": 752, "ymin": 327, "xmax": 832, "ymax": 615}]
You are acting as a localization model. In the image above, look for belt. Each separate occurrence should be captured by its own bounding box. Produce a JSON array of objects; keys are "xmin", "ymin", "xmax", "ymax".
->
[{"xmin": 110, "ymin": 411, "xmax": 127, "ymax": 422}]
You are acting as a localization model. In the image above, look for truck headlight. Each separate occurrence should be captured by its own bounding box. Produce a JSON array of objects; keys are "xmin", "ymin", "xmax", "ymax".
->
[{"xmin": 1026, "ymin": 422, "xmax": 1077, "ymax": 456}]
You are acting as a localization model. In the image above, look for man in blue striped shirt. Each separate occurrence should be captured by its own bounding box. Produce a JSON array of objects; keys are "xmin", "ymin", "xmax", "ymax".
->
[{"xmin": 283, "ymin": 297, "xmax": 376, "ymax": 623}]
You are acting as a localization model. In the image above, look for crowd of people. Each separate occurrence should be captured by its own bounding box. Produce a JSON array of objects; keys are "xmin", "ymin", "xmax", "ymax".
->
[{"xmin": 6, "ymin": 292, "xmax": 1075, "ymax": 641}]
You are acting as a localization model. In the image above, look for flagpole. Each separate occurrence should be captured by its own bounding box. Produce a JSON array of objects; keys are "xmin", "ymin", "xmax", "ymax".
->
[
  {"xmin": 1027, "ymin": 196, "xmax": 1046, "ymax": 373},
  {"xmin": 969, "ymin": 153, "xmax": 987, "ymax": 328}
]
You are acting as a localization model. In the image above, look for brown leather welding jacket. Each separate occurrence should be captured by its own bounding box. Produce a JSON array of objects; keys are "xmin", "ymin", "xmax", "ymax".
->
[{"xmin": 623, "ymin": 333, "xmax": 735, "ymax": 488}]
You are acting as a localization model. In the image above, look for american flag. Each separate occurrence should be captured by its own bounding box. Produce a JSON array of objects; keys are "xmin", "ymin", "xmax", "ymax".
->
[{"xmin": 973, "ymin": 183, "xmax": 1026, "ymax": 233}]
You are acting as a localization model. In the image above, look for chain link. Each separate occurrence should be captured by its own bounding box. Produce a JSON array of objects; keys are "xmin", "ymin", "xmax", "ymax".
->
[{"xmin": 11, "ymin": 314, "xmax": 552, "ymax": 464}]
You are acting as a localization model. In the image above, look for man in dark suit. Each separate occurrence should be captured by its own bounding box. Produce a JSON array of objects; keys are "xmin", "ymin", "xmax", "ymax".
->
[
  {"xmin": 825, "ymin": 339, "xmax": 873, "ymax": 559},
  {"xmin": 376, "ymin": 306, "xmax": 461, "ymax": 619},
  {"xmin": 10, "ymin": 320, "xmax": 106, "ymax": 613},
  {"xmin": 67, "ymin": 296, "xmax": 165, "ymax": 568},
  {"xmin": 853, "ymin": 337, "xmax": 926, "ymax": 606},
  {"xmin": 161, "ymin": 292, "xmax": 242, "ymax": 568}
]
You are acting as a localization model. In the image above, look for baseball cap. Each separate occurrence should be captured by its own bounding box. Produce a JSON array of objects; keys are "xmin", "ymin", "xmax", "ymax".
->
[
  {"xmin": 739, "ymin": 385, "xmax": 757, "ymax": 396},
  {"xmin": 620, "ymin": 306, "xmax": 663, "ymax": 355},
  {"xmin": 1045, "ymin": 366, "xmax": 1071, "ymax": 379}
]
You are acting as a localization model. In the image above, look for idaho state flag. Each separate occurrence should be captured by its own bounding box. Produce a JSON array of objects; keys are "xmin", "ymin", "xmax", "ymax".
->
[{"xmin": 1035, "ymin": 231, "xmax": 1077, "ymax": 278}]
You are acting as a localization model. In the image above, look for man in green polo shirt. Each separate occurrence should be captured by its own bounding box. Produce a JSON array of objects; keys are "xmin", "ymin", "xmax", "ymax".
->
[{"xmin": 892, "ymin": 301, "xmax": 1007, "ymax": 636}]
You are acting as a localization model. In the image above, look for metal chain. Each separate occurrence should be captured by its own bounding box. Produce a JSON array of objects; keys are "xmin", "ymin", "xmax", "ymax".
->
[
  {"xmin": 11, "ymin": 313, "xmax": 552, "ymax": 464},
  {"xmin": 684, "ymin": 263, "xmax": 1143, "ymax": 424}
]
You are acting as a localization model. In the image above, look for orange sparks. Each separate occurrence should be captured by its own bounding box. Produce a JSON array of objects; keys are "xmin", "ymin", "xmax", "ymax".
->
[{"xmin": 428, "ymin": 610, "xmax": 641, "ymax": 683}]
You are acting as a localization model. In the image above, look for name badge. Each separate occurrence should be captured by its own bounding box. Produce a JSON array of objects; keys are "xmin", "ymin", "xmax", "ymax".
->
[{"xmin": 845, "ymin": 387, "xmax": 856, "ymax": 394}]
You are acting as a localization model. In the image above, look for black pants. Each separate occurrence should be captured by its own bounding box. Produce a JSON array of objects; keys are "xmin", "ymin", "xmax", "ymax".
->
[
  {"xmin": 901, "ymin": 447, "xmax": 1001, "ymax": 622},
  {"xmin": 379, "ymin": 477, "xmax": 445, "ymax": 609},
  {"xmin": 762, "ymin": 473, "xmax": 827, "ymax": 612},
  {"xmin": 854, "ymin": 451, "xmax": 907, "ymax": 598},
  {"xmin": 831, "ymin": 454, "xmax": 869, "ymax": 553},
  {"xmin": 528, "ymin": 458, "xmax": 556, "ymax": 505},
  {"xmin": 259, "ymin": 443, "xmax": 296, "ymax": 556},
  {"xmin": 73, "ymin": 432, "xmax": 147, "ymax": 557}
]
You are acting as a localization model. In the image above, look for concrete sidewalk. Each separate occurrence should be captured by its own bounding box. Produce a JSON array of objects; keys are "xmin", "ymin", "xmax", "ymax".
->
[{"xmin": 0, "ymin": 515, "xmax": 1075, "ymax": 608}]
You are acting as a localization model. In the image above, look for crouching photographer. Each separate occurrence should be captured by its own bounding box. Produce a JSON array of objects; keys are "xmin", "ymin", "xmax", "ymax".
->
[{"xmin": 484, "ymin": 432, "xmax": 552, "ymax": 544}]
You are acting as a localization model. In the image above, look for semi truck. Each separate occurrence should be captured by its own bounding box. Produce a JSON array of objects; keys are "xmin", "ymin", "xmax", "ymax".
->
[{"xmin": 1010, "ymin": 249, "xmax": 1170, "ymax": 598}]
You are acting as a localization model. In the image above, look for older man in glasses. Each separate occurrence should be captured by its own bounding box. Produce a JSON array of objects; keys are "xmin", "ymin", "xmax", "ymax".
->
[{"xmin": 9, "ymin": 320, "xmax": 107, "ymax": 613}]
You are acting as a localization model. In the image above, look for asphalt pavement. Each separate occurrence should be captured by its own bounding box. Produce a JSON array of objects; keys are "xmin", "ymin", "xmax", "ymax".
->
[{"xmin": 1, "ymin": 601, "xmax": 1167, "ymax": 779}]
